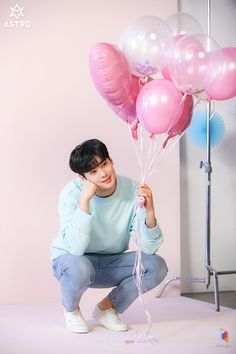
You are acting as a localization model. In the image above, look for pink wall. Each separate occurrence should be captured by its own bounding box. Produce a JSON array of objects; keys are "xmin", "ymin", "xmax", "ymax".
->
[{"xmin": 0, "ymin": 0, "xmax": 179, "ymax": 305}]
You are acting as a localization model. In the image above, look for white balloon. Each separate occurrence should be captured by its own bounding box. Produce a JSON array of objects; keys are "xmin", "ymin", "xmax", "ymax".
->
[
  {"xmin": 166, "ymin": 12, "xmax": 203, "ymax": 36},
  {"xmin": 119, "ymin": 16, "xmax": 172, "ymax": 77}
]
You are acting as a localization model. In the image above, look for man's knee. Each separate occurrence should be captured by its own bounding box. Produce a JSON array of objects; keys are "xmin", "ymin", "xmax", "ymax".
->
[
  {"xmin": 54, "ymin": 254, "xmax": 95, "ymax": 287},
  {"xmin": 142, "ymin": 253, "xmax": 168, "ymax": 287}
]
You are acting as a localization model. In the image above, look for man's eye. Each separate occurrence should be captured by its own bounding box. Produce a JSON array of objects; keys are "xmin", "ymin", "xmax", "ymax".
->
[
  {"xmin": 102, "ymin": 161, "xmax": 107, "ymax": 166},
  {"xmin": 91, "ymin": 170, "xmax": 96, "ymax": 175}
]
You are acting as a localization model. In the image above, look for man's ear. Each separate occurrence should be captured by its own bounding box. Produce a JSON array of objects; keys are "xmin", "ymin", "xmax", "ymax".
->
[{"xmin": 78, "ymin": 174, "xmax": 86, "ymax": 181}]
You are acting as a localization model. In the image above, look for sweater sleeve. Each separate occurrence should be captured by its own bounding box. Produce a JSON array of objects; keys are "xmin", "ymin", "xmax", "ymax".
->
[
  {"xmin": 130, "ymin": 207, "xmax": 163, "ymax": 255},
  {"xmin": 58, "ymin": 189, "xmax": 93, "ymax": 256}
]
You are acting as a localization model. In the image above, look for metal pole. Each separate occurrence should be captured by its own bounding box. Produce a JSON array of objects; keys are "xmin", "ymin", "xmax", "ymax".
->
[
  {"xmin": 203, "ymin": 0, "xmax": 236, "ymax": 310},
  {"xmin": 205, "ymin": 0, "xmax": 212, "ymax": 288},
  {"xmin": 177, "ymin": 0, "xmax": 182, "ymax": 12}
]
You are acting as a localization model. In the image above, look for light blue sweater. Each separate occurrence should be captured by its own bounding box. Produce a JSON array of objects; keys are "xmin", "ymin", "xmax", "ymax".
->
[{"xmin": 51, "ymin": 175, "xmax": 163, "ymax": 260}]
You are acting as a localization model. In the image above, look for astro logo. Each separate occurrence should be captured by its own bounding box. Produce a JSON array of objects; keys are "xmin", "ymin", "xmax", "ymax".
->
[
  {"xmin": 3, "ymin": 4, "xmax": 31, "ymax": 28},
  {"xmin": 220, "ymin": 329, "xmax": 229, "ymax": 343},
  {"xmin": 10, "ymin": 4, "xmax": 24, "ymax": 20}
]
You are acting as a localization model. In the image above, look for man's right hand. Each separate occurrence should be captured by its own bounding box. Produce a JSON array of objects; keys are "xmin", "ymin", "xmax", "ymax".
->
[
  {"xmin": 79, "ymin": 179, "xmax": 98, "ymax": 214},
  {"xmin": 81, "ymin": 179, "xmax": 98, "ymax": 201}
]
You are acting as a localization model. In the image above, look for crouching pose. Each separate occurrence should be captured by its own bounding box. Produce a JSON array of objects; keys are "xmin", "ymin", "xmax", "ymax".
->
[{"xmin": 51, "ymin": 139, "xmax": 168, "ymax": 333}]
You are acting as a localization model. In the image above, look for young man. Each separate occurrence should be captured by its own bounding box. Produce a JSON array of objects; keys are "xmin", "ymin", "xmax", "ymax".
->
[{"xmin": 51, "ymin": 139, "xmax": 168, "ymax": 333}]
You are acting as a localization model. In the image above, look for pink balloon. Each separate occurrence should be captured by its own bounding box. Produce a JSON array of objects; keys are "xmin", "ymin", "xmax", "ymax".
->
[
  {"xmin": 161, "ymin": 34, "xmax": 184, "ymax": 81},
  {"xmin": 169, "ymin": 35, "xmax": 205, "ymax": 94},
  {"xmin": 206, "ymin": 47, "xmax": 236, "ymax": 101},
  {"xmin": 168, "ymin": 94, "xmax": 193, "ymax": 138},
  {"xmin": 89, "ymin": 42, "xmax": 139, "ymax": 124},
  {"xmin": 168, "ymin": 34, "xmax": 222, "ymax": 94},
  {"xmin": 136, "ymin": 79, "xmax": 184, "ymax": 134}
]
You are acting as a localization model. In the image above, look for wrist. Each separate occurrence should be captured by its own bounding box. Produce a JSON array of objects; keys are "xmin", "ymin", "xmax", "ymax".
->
[
  {"xmin": 145, "ymin": 209, "xmax": 156, "ymax": 229},
  {"xmin": 146, "ymin": 207, "xmax": 155, "ymax": 216},
  {"xmin": 79, "ymin": 198, "xmax": 90, "ymax": 214},
  {"xmin": 80, "ymin": 193, "xmax": 92, "ymax": 203}
]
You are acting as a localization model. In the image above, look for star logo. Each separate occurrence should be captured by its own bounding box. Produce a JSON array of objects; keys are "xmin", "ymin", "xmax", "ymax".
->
[{"xmin": 10, "ymin": 4, "xmax": 24, "ymax": 20}]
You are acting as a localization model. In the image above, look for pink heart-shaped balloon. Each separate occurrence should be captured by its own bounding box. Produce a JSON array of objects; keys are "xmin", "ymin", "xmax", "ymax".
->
[{"xmin": 89, "ymin": 42, "xmax": 140, "ymax": 125}]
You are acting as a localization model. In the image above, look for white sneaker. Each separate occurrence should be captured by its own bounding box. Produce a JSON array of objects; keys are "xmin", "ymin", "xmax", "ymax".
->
[
  {"xmin": 93, "ymin": 305, "xmax": 128, "ymax": 332},
  {"xmin": 64, "ymin": 308, "xmax": 89, "ymax": 333}
]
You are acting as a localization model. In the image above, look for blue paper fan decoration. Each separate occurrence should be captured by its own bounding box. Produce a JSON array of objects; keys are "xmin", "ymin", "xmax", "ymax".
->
[{"xmin": 187, "ymin": 109, "xmax": 225, "ymax": 148}]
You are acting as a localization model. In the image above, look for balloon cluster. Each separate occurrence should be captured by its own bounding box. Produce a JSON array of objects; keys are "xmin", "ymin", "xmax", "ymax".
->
[
  {"xmin": 89, "ymin": 14, "xmax": 235, "ymax": 344},
  {"xmin": 89, "ymin": 12, "xmax": 236, "ymax": 143}
]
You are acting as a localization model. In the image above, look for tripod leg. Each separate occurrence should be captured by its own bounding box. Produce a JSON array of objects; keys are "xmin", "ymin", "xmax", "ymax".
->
[
  {"xmin": 156, "ymin": 276, "xmax": 205, "ymax": 298},
  {"xmin": 213, "ymin": 270, "xmax": 220, "ymax": 312},
  {"xmin": 156, "ymin": 276, "xmax": 181, "ymax": 298}
]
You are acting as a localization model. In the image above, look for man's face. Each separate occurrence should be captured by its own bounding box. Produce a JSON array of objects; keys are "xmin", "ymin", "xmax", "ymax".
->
[{"xmin": 83, "ymin": 157, "xmax": 116, "ymax": 196}]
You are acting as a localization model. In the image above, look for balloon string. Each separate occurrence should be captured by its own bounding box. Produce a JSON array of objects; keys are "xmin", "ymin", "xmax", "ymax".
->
[
  {"xmin": 140, "ymin": 124, "xmax": 145, "ymax": 183},
  {"xmin": 146, "ymin": 133, "xmax": 184, "ymax": 181},
  {"xmin": 128, "ymin": 124, "xmax": 143, "ymax": 178},
  {"xmin": 125, "ymin": 207, "xmax": 158, "ymax": 345},
  {"xmin": 144, "ymin": 136, "xmax": 157, "ymax": 181},
  {"xmin": 126, "ymin": 93, "xmax": 202, "ymax": 344},
  {"xmin": 143, "ymin": 138, "xmax": 163, "ymax": 181},
  {"xmin": 126, "ymin": 124, "xmax": 159, "ymax": 344},
  {"xmin": 128, "ymin": 123, "xmax": 147, "ymax": 183}
]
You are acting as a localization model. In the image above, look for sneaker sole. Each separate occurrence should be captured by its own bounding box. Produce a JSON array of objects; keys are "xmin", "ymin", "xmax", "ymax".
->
[
  {"xmin": 66, "ymin": 324, "xmax": 89, "ymax": 333},
  {"xmin": 93, "ymin": 313, "xmax": 128, "ymax": 332}
]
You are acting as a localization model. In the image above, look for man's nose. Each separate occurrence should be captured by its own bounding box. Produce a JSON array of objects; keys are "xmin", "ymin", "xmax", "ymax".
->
[{"xmin": 99, "ymin": 168, "xmax": 106, "ymax": 178}]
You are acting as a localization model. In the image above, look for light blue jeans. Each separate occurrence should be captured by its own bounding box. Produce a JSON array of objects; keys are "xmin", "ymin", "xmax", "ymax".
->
[{"xmin": 52, "ymin": 252, "xmax": 168, "ymax": 313}]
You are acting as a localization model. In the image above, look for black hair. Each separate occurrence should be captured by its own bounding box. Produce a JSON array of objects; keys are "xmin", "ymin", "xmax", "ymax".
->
[{"xmin": 69, "ymin": 139, "xmax": 110, "ymax": 176}]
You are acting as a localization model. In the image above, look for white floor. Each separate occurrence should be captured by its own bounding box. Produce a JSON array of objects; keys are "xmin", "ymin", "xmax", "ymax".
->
[{"xmin": 0, "ymin": 296, "xmax": 235, "ymax": 354}]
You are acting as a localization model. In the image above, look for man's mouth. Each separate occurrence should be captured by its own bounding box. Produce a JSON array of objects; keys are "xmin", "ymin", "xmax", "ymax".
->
[{"xmin": 102, "ymin": 176, "xmax": 111, "ymax": 183}]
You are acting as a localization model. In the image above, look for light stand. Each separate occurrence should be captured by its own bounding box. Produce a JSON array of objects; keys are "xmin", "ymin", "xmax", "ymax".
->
[{"xmin": 156, "ymin": 0, "xmax": 236, "ymax": 311}]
